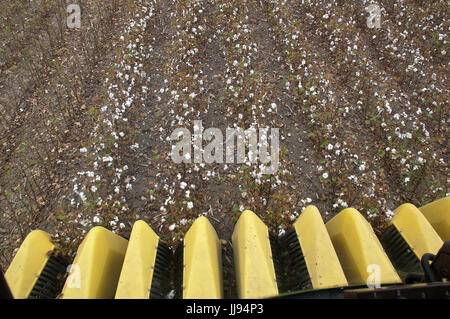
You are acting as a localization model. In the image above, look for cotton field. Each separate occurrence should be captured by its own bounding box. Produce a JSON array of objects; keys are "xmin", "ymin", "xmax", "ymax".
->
[{"xmin": 0, "ymin": 0, "xmax": 448, "ymax": 277}]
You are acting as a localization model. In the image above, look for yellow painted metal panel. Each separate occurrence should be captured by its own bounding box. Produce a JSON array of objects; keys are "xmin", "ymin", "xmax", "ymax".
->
[
  {"xmin": 232, "ymin": 210, "xmax": 278, "ymax": 299},
  {"xmin": 391, "ymin": 203, "xmax": 443, "ymax": 259},
  {"xmin": 294, "ymin": 206, "xmax": 348, "ymax": 289},
  {"xmin": 115, "ymin": 220, "xmax": 159, "ymax": 299},
  {"xmin": 419, "ymin": 197, "xmax": 450, "ymax": 241},
  {"xmin": 61, "ymin": 226, "xmax": 128, "ymax": 299},
  {"xmin": 183, "ymin": 216, "xmax": 223, "ymax": 299},
  {"xmin": 326, "ymin": 208, "xmax": 401, "ymax": 285},
  {"xmin": 5, "ymin": 230, "xmax": 55, "ymax": 299}
]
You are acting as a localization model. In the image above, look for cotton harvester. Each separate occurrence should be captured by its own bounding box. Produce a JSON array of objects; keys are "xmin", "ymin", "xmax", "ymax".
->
[{"xmin": 1, "ymin": 197, "xmax": 449, "ymax": 299}]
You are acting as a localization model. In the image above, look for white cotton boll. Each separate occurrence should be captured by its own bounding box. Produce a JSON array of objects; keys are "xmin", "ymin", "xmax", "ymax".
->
[
  {"xmin": 187, "ymin": 202, "xmax": 194, "ymax": 209},
  {"xmin": 80, "ymin": 192, "xmax": 87, "ymax": 202},
  {"xmin": 169, "ymin": 224, "xmax": 176, "ymax": 231},
  {"xmin": 385, "ymin": 209, "xmax": 394, "ymax": 220}
]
